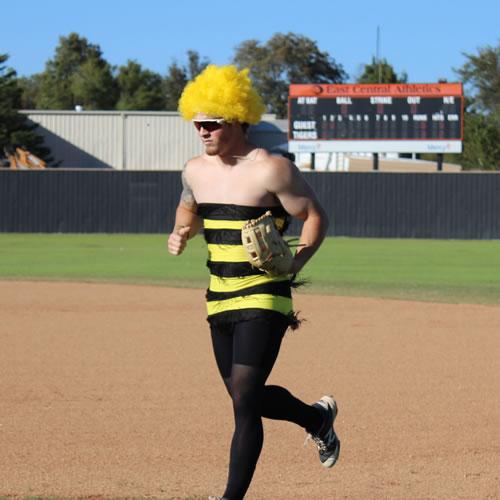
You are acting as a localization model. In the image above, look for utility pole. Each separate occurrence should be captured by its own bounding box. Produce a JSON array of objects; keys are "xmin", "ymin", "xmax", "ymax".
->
[
  {"xmin": 373, "ymin": 25, "xmax": 381, "ymax": 171},
  {"xmin": 377, "ymin": 25, "xmax": 381, "ymax": 84}
]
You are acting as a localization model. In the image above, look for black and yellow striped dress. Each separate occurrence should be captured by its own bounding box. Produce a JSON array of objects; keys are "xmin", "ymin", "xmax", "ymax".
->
[{"xmin": 197, "ymin": 203, "xmax": 296, "ymax": 327}]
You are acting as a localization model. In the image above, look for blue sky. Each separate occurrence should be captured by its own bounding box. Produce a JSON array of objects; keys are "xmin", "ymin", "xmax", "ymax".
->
[{"xmin": 3, "ymin": 0, "xmax": 499, "ymax": 83}]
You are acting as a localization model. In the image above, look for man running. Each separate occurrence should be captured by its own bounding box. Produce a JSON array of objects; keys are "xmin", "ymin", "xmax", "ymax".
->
[{"xmin": 168, "ymin": 65, "xmax": 340, "ymax": 500}]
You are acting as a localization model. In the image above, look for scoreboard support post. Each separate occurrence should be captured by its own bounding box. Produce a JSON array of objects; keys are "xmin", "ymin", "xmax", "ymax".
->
[{"xmin": 437, "ymin": 153, "xmax": 444, "ymax": 172}]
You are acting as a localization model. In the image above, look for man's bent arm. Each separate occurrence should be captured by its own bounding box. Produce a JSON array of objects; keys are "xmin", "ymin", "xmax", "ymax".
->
[
  {"xmin": 266, "ymin": 157, "xmax": 329, "ymax": 274},
  {"xmin": 291, "ymin": 201, "xmax": 328, "ymax": 274},
  {"xmin": 173, "ymin": 203, "xmax": 202, "ymax": 239},
  {"xmin": 172, "ymin": 167, "xmax": 202, "ymax": 239}
]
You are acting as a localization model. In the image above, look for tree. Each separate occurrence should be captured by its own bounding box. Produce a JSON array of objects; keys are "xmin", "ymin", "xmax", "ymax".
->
[
  {"xmin": 0, "ymin": 54, "xmax": 50, "ymax": 163},
  {"xmin": 163, "ymin": 50, "xmax": 209, "ymax": 111},
  {"xmin": 116, "ymin": 60, "xmax": 165, "ymax": 110},
  {"xmin": 456, "ymin": 42, "xmax": 500, "ymax": 118},
  {"xmin": 71, "ymin": 56, "xmax": 118, "ymax": 110},
  {"xmin": 164, "ymin": 62, "xmax": 187, "ymax": 111},
  {"xmin": 460, "ymin": 111, "xmax": 500, "ymax": 170},
  {"xmin": 233, "ymin": 32, "xmax": 347, "ymax": 117},
  {"xmin": 36, "ymin": 33, "xmax": 117, "ymax": 109},
  {"xmin": 186, "ymin": 50, "xmax": 209, "ymax": 81},
  {"xmin": 357, "ymin": 57, "xmax": 407, "ymax": 84},
  {"xmin": 454, "ymin": 42, "xmax": 500, "ymax": 170},
  {"xmin": 17, "ymin": 74, "xmax": 43, "ymax": 109}
]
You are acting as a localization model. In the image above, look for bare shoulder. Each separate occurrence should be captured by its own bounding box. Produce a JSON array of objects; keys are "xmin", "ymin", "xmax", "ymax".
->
[
  {"xmin": 186, "ymin": 154, "xmax": 208, "ymax": 166},
  {"xmin": 180, "ymin": 157, "xmax": 205, "ymax": 207},
  {"xmin": 183, "ymin": 155, "xmax": 214, "ymax": 188},
  {"xmin": 184, "ymin": 155, "xmax": 206, "ymax": 176},
  {"xmin": 257, "ymin": 152, "xmax": 299, "ymax": 194}
]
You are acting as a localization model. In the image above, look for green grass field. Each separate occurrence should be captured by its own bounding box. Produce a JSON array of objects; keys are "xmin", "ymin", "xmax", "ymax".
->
[{"xmin": 0, "ymin": 233, "xmax": 499, "ymax": 304}]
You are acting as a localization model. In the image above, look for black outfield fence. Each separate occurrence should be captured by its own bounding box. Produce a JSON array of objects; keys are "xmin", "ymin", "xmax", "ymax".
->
[{"xmin": 1, "ymin": 170, "xmax": 499, "ymax": 239}]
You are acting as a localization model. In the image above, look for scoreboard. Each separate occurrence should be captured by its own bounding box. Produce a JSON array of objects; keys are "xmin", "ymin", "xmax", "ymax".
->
[{"xmin": 288, "ymin": 83, "xmax": 463, "ymax": 153}]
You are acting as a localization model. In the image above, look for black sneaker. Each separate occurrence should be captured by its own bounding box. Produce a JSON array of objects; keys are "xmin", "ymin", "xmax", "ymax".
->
[{"xmin": 306, "ymin": 395, "xmax": 340, "ymax": 468}]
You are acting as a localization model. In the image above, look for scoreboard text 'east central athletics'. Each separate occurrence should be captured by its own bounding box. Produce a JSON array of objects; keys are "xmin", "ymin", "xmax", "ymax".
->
[{"xmin": 288, "ymin": 83, "xmax": 463, "ymax": 154}]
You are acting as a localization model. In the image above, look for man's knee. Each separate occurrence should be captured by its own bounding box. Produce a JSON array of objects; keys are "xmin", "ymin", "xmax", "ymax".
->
[{"xmin": 231, "ymin": 385, "xmax": 263, "ymax": 414}]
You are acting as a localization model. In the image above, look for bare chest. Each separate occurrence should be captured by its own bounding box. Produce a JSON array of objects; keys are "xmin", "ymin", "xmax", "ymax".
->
[{"xmin": 191, "ymin": 163, "xmax": 277, "ymax": 206}]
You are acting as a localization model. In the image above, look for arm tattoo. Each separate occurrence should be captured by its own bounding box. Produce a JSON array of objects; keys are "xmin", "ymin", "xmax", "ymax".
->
[{"xmin": 181, "ymin": 169, "xmax": 196, "ymax": 208}]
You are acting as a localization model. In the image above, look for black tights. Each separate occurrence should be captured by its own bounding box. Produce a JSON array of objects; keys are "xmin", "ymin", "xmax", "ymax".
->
[{"xmin": 210, "ymin": 317, "xmax": 323, "ymax": 500}]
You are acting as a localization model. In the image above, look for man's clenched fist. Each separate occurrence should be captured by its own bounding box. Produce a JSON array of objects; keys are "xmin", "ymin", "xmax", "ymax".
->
[{"xmin": 167, "ymin": 226, "xmax": 191, "ymax": 255}]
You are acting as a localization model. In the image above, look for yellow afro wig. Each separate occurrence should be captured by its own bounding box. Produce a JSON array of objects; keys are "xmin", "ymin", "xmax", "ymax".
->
[{"xmin": 178, "ymin": 65, "xmax": 265, "ymax": 125}]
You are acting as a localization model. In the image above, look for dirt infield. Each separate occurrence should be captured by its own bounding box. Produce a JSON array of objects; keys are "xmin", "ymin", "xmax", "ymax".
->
[{"xmin": 1, "ymin": 281, "xmax": 499, "ymax": 500}]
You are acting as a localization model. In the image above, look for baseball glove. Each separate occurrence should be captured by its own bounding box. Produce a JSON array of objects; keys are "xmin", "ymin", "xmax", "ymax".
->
[{"xmin": 241, "ymin": 211, "xmax": 294, "ymax": 276}]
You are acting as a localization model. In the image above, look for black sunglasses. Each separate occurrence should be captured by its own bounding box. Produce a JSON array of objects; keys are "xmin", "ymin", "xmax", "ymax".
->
[{"xmin": 192, "ymin": 119, "xmax": 225, "ymax": 132}]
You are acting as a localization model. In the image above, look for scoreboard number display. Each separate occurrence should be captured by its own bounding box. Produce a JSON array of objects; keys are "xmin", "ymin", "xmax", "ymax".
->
[{"xmin": 288, "ymin": 83, "xmax": 463, "ymax": 153}]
